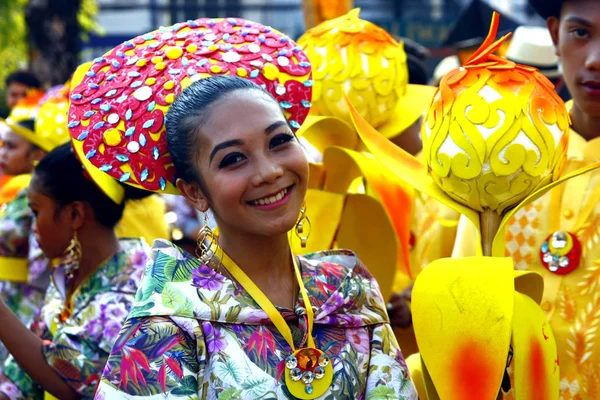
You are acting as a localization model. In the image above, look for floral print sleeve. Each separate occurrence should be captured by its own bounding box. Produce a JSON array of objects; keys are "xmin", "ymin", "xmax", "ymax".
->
[
  {"xmin": 0, "ymin": 189, "xmax": 31, "ymax": 257},
  {"xmin": 365, "ymin": 324, "xmax": 415, "ymax": 399},
  {"xmin": 0, "ymin": 239, "xmax": 149, "ymax": 399},
  {"xmin": 95, "ymin": 316, "xmax": 202, "ymax": 399}
]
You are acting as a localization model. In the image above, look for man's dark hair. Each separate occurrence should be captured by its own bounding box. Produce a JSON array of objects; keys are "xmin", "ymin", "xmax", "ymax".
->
[
  {"xmin": 5, "ymin": 70, "xmax": 42, "ymax": 89},
  {"xmin": 528, "ymin": 0, "xmax": 563, "ymax": 20}
]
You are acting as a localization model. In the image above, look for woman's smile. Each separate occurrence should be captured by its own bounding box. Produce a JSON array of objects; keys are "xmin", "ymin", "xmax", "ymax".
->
[{"xmin": 247, "ymin": 184, "xmax": 294, "ymax": 210}]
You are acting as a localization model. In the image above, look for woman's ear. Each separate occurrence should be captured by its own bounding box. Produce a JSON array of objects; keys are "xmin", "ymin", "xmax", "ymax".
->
[
  {"xmin": 176, "ymin": 178, "xmax": 209, "ymax": 212},
  {"xmin": 29, "ymin": 147, "xmax": 46, "ymax": 167},
  {"xmin": 65, "ymin": 201, "xmax": 86, "ymax": 231}
]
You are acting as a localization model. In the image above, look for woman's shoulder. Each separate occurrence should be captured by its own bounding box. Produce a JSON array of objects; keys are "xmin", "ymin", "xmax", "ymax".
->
[{"xmin": 127, "ymin": 239, "xmax": 203, "ymax": 319}]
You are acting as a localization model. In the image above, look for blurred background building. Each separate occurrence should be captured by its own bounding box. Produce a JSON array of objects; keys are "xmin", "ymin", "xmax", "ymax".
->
[
  {"xmin": 88, "ymin": 0, "xmax": 542, "ymax": 57},
  {"xmin": 0, "ymin": 0, "xmax": 547, "ymax": 116}
]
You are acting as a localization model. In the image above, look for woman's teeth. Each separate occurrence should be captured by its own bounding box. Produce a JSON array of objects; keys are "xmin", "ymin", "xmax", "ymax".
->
[{"xmin": 250, "ymin": 187, "xmax": 288, "ymax": 206}]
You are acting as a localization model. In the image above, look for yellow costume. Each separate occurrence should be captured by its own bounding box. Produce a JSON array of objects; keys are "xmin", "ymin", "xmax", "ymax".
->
[
  {"xmin": 115, "ymin": 195, "xmax": 168, "ymax": 245},
  {"xmin": 349, "ymin": 13, "xmax": 600, "ymax": 399},
  {"xmin": 454, "ymin": 110, "xmax": 600, "ymax": 398},
  {"xmin": 295, "ymin": 9, "xmax": 436, "ymax": 301}
]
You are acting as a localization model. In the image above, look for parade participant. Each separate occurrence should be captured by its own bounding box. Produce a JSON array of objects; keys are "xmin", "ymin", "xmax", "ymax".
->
[
  {"xmin": 0, "ymin": 143, "xmax": 149, "ymax": 400},
  {"xmin": 4, "ymin": 72, "xmax": 42, "ymax": 112},
  {"xmin": 0, "ymin": 88, "xmax": 68, "ymax": 367},
  {"xmin": 453, "ymin": 0, "xmax": 600, "ymax": 398},
  {"xmin": 453, "ymin": 0, "xmax": 600, "ymax": 397},
  {"xmin": 351, "ymin": 11, "xmax": 600, "ymax": 399},
  {"xmin": 67, "ymin": 18, "xmax": 416, "ymax": 399}
]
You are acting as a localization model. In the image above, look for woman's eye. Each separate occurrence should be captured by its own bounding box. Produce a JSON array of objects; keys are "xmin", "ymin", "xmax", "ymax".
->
[
  {"xmin": 269, "ymin": 133, "xmax": 294, "ymax": 149},
  {"xmin": 218, "ymin": 152, "xmax": 246, "ymax": 168}
]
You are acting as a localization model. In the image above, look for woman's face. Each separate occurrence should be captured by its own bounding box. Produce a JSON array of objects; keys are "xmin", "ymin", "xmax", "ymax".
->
[
  {"xmin": 0, "ymin": 128, "xmax": 38, "ymax": 176},
  {"xmin": 191, "ymin": 90, "xmax": 309, "ymax": 240},
  {"xmin": 27, "ymin": 185, "xmax": 74, "ymax": 259}
]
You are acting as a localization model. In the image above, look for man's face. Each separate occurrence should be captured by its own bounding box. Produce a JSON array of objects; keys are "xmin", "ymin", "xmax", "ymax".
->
[
  {"xmin": 548, "ymin": 0, "xmax": 600, "ymax": 117},
  {"xmin": 5, "ymin": 82, "xmax": 32, "ymax": 111}
]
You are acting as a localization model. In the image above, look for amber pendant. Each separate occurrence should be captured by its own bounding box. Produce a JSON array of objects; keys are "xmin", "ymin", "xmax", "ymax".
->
[
  {"xmin": 539, "ymin": 231, "xmax": 581, "ymax": 275},
  {"xmin": 284, "ymin": 348, "xmax": 333, "ymax": 399}
]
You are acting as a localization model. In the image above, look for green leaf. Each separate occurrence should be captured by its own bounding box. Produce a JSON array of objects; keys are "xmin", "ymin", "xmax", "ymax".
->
[
  {"xmin": 198, "ymin": 290, "xmax": 219, "ymax": 319},
  {"xmin": 225, "ymin": 305, "xmax": 242, "ymax": 323},
  {"xmin": 162, "ymin": 284, "xmax": 185, "ymax": 309},
  {"xmin": 170, "ymin": 375, "xmax": 198, "ymax": 396},
  {"xmin": 241, "ymin": 376, "xmax": 269, "ymax": 397},
  {"xmin": 214, "ymin": 360, "xmax": 243, "ymax": 384},
  {"xmin": 366, "ymin": 385, "xmax": 399, "ymax": 400},
  {"xmin": 218, "ymin": 388, "xmax": 243, "ymax": 400},
  {"xmin": 164, "ymin": 257, "xmax": 198, "ymax": 282},
  {"xmin": 162, "ymin": 285, "xmax": 194, "ymax": 316},
  {"xmin": 137, "ymin": 252, "xmax": 171, "ymax": 301},
  {"xmin": 128, "ymin": 301, "xmax": 155, "ymax": 318}
]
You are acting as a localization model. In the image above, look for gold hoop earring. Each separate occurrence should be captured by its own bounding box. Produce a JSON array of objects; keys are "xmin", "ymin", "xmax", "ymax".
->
[
  {"xmin": 64, "ymin": 231, "xmax": 82, "ymax": 279},
  {"xmin": 295, "ymin": 202, "xmax": 311, "ymax": 248},
  {"xmin": 196, "ymin": 212, "xmax": 219, "ymax": 264}
]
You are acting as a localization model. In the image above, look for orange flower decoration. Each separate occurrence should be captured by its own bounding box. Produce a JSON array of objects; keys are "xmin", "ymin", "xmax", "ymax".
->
[{"xmin": 423, "ymin": 13, "xmax": 569, "ymax": 214}]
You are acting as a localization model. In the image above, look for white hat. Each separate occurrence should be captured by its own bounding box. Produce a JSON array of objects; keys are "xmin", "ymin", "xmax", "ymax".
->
[
  {"xmin": 431, "ymin": 55, "xmax": 461, "ymax": 86},
  {"xmin": 505, "ymin": 26, "xmax": 561, "ymax": 79}
]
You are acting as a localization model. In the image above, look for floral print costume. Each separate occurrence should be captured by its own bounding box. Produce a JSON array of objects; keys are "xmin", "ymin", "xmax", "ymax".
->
[
  {"xmin": 0, "ymin": 184, "xmax": 50, "ymax": 368},
  {"xmin": 96, "ymin": 239, "xmax": 417, "ymax": 399},
  {"xmin": 0, "ymin": 238, "xmax": 149, "ymax": 399}
]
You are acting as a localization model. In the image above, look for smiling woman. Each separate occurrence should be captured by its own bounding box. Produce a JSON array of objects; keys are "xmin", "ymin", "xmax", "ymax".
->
[{"xmin": 70, "ymin": 17, "xmax": 418, "ymax": 400}]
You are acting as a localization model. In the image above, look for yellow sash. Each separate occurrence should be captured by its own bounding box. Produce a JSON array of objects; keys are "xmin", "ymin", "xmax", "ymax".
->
[{"xmin": 0, "ymin": 256, "xmax": 28, "ymax": 282}]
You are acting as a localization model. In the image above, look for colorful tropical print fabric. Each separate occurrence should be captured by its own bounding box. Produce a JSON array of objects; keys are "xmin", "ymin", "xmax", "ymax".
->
[
  {"xmin": 0, "ymin": 238, "xmax": 149, "ymax": 399},
  {"xmin": 95, "ymin": 239, "xmax": 417, "ymax": 399},
  {"xmin": 0, "ymin": 189, "xmax": 49, "ymax": 369}
]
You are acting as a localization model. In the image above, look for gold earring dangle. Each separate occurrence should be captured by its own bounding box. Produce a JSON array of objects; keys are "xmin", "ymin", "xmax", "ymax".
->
[
  {"xmin": 196, "ymin": 211, "xmax": 220, "ymax": 265},
  {"xmin": 64, "ymin": 231, "xmax": 82, "ymax": 279},
  {"xmin": 295, "ymin": 202, "xmax": 311, "ymax": 248}
]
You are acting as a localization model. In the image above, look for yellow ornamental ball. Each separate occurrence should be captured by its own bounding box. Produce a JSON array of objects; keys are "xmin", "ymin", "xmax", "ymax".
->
[
  {"xmin": 35, "ymin": 84, "xmax": 71, "ymax": 151},
  {"xmin": 298, "ymin": 8, "xmax": 408, "ymax": 129},
  {"xmin": 422, "ymin": 19, "xmax": 569, "ymax": 214}
]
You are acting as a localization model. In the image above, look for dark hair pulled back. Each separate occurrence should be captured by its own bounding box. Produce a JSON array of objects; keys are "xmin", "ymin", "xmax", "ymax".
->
[
  {"xmin": 5, "ymin": 70, "xmax": 42, "ymax": 90},
  {"xmin": 165, "ymin": 75, "xmax": 270, "ymax": 184},
  {"xmin": 31, "ymin": 143, "xmax": 150, "ymax": 228}
]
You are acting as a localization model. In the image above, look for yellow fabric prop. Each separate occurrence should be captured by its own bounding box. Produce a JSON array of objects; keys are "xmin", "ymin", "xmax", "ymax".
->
[{"xmin": 412, "ymin": 257, "xmax": 559, "ymax": 400}]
